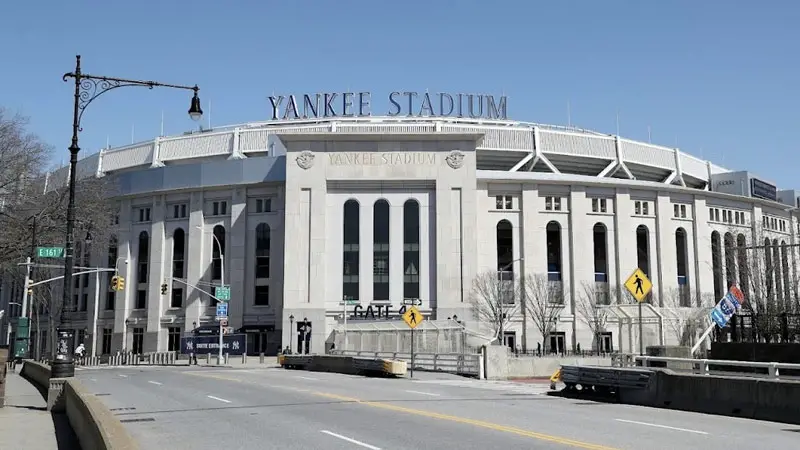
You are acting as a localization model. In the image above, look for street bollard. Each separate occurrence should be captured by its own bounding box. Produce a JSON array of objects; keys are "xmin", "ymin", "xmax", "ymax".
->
[
  {"xmin": 241, "ymin": 353, "xmax": 246, "ymax": 364},
  {"xmin": 224, "ymin": 353, "xmax": 229, "ymax": 365},
  {"xmin": 206, "ymin": 353, "xmax": 211, "ymax": 364},
  {"xmin": 259, "ymin": 352, "xmax": 265, "ymax": 364}
]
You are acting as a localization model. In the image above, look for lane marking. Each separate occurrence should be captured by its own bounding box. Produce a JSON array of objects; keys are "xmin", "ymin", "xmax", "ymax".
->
[
  {"xmin": 614, "ymin": 419, "xmax": 708, "ymax": 435},
  {"xmin": 404, "ymin": 390, "xmax": 441, "ymax": 397},
  {"xmin": 89, "ymin": 378, "xmax": 97, "ymax": 382},
  {"xmin": 148, "ymin": 381, "xmax": 163, "ymax": 386},
  {"xmin": 207, "ymin": 395, "xmax": 232, "ymax": 404},
  {"xmin": 313, "ymin": 392, "xmax": 617, "ymax": 449},
  {"xmin": 118, "ymin": 374, "xmax": 128, "ymax": 378},
  {"xmin": 320, "ymin": 430, "xmax": 381, "ymax": 450},
  {"xmin": 297, "ymin": 376, "xmax": 319, "ymax": 381},
  {"xmin": 181, "ymin": 370, "xmax": 616, "ymax": 449}
]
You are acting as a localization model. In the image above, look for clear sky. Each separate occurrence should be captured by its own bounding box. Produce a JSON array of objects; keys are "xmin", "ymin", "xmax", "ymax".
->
[{"xmin": 2, "ymin": 0, "xmax": 798, "ymax": 188}]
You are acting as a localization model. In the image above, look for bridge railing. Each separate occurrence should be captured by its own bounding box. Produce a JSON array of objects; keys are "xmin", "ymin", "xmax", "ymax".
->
[
  {"xmin": 336, "ymin": 350, "xmax": 481, "ymax": 376},
  {"xmin": 624, "ymin": 355, "xmax": 800, "ymax": 380}
]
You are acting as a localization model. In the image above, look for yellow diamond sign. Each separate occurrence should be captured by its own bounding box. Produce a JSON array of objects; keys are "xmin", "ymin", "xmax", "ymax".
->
[
  {"xmin": 402, "ymin": 306, "xmax": 424, "ymax": 329},
  {"xmin": 624, "ymin": 268, "xmax": 652, "ymax": 302}
]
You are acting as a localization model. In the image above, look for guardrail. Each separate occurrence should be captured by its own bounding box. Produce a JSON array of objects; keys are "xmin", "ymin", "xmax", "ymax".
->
[
  {"xmin": 633, "ymin": 356, "xmax": 800, "ymax": 379},
  {"xmin": 337, "ymin": 351, "xmax": 480, "ymax": 376},
  {"xmin": 20, "ymin": 360, "xmax": 139, "ymax": 449}
]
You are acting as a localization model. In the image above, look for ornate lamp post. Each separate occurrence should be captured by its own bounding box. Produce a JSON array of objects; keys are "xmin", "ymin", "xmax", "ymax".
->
[{"xmin": 53, "ymin": 55, "xmax": 202, "ymax": 378}]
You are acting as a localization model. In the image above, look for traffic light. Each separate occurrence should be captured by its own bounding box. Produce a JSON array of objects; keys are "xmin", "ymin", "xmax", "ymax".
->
[
  {"xmin": 161, "ymin": 283, "xmax": 168, "ymax": 296},
  {"xmin": 27, "ymin": 288, "xmax": 33, "ymax": 296},
  {"xmin": 117, "ymin": 276, "xmax": 125, "ymax": 291},
  {"xmin": 111, "ymin": 276, "xmax": 119, "ymax": 290}
]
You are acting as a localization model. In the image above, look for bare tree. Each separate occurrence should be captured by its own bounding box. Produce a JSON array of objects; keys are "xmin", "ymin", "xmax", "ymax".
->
[
  {"xmin": 469, "ymin": 270, "xmax": 520, "ymax": 342},
  {"xmin": 523, "ymin": 273, "xmax": 565, "ymax": 352},
  {"xmin": 661, "ymin": 287, "xmax": 714, "ymax": 346},
  {"xmin": 575, "ymin": 281, "xmax": 618, "ymax": 351}
]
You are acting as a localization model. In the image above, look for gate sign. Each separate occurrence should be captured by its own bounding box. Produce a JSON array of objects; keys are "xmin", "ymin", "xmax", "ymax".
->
[
  {"xmin": 180, "ymin": 334, "xmax": 246, "ymax": 356},
  {"xmin": 710, "ymin": 286, "xmax": 745, "ymax": 328}
]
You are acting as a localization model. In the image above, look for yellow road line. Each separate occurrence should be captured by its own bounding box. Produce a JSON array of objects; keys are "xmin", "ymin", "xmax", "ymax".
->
[{"xmin": 181, "ymin": 371, "xmax": 618, "ymax": 449}]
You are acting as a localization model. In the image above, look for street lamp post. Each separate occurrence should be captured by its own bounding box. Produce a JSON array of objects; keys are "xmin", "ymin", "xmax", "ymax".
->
[
  {"xmin": 55, "ymin": 55, "xmax": 202, "ymax": 378},
  {"xmin": 289, "ymin": 314, "xmax": 295, "ymax": 353}
]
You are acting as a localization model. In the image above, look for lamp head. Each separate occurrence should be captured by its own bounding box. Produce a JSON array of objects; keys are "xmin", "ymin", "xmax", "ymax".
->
[{"xmin": 188, "ymin": 87, "xmax": 203, "ymax": 121}]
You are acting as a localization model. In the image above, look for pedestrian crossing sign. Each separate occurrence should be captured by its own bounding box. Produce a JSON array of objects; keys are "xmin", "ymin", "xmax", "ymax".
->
[
  {"xmin": 402, "ymin": 306, "xmax": 423, "ymax": 329},
  {"xmin": 624, "ymin": 268, "xmax": 652, "ymax": 302}
]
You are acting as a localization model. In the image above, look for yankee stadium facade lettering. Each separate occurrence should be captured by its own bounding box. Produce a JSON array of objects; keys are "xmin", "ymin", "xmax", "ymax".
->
[{"xmin": 268, "ymin": 91, "xmax": 508, "ymax": 121}]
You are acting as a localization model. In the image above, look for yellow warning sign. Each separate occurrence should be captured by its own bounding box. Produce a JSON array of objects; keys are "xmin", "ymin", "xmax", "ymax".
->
[
  {"xmin": 402, "ymin": 306, "xmax": 424, "ymax": 329},
  {"xmin": 624, "ymin": 268, "xmax": 652, "ymax": 302}
]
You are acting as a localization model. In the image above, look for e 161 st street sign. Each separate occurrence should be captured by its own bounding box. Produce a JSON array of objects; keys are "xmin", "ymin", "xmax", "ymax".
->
[
  {"xmin": 214, "ymin": 286, "xmax": 231, "ymax": 301},
  {"xmin": 36, "ymin": 247, "xmax": 64, "ymax": 258}
]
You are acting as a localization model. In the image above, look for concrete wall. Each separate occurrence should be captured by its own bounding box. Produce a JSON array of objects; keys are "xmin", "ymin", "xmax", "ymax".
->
[{"xmin": 484, "ymin": 345, "xmax": 610, "ymax": 379}]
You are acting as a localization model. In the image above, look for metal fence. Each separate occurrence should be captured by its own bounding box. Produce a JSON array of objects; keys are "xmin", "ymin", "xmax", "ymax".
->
[
  {"xmin": 338, "ymin": 350, "xmax": 481, "ymax": 377},
  {"xmin": 331, "ymin": 320, "xmax": 478, "ymax": 355}
]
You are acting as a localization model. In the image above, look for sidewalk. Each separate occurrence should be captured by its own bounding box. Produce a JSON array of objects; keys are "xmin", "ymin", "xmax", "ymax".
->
[{"xmin": 0, "ymin": 367, "xmax": 80, "ymax": 449}]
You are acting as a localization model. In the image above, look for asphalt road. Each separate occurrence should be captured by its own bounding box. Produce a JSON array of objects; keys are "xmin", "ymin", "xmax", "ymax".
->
[{"xmin": 75, "ymin": 366, "xmax": 800, "ymax": 450}]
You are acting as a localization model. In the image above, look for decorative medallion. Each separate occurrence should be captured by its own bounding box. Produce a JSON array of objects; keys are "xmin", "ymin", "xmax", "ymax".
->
[
  {"xmin": 295, "ymin": 150, "xmax": 315, "ymax": 170},
  {"xmin": 445, "ymin": 150, "xmax": 465, "ymax": 169}
]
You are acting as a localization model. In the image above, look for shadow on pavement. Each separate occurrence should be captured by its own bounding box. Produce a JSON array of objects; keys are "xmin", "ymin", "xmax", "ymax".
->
[{"xmin": 51, "ymin": 412, "xmax": 81, "ymax": 450}]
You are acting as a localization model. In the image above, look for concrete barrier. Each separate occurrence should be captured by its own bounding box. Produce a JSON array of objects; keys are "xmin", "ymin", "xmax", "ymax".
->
[
  {"xmin": 20, "ymin": 360, "xmax": 139, "ymax": 450},
  {"xmin": 280, "ymin": 354, "xmax": 407, "ymax": 377}
]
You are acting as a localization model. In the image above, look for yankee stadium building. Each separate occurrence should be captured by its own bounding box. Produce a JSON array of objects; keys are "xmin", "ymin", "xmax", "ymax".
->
[{"xmin": 1, "ymin": 90, "xmax": 798, "ymax": 357}]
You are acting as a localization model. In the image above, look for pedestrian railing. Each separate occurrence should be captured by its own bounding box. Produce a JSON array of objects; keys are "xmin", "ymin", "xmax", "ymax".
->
[
  {"xmin": 628, "ymin": 355, "xmax": 800, "ymax": 380},
  {"xmin": 337, "ymin": 350, "xmax": 481, "ymax": 376}
]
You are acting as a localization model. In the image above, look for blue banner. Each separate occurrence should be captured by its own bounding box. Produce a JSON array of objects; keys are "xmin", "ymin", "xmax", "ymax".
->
[{"xmin": 180, "ymin": 334, "xmax": 246, "ymax": 356}]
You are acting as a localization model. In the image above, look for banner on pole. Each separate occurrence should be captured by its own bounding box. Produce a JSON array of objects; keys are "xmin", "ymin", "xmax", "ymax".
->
[{"xmin": 710, "ymin": 286, "xmax": 746, "ymax": 328}]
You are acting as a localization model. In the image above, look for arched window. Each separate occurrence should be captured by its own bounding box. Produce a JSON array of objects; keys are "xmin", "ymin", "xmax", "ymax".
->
[
  {"xmin": 780, "ymin": 241, "xmax": 791, "ymax": 306},
  {"xmin": 723, "ymin": 233, "xmax": 736, "ymax": 289},
  {"xmin": 546, "ymin": 221, "xmax": 562, "ymax": 281},
  {"xmin": 636, "ymin": 225, "xmax": 650, "ymax": 276},
  {"xmin": 373, "ymin": 200, "xmax": 390, "ymax": 301},
  {"xmin": 676, "ymin": 228, "xmax": 689, "ymax": 306},
  {"xmin": 711, "ymin": 231, "xmax": 723, "ymax": 300},
  {"xmin": 736, "ymin": 234, "xmax": 749, "ymax": 299},
  {"xmin": 255, "ymin": 224, "xmax": 271, "ymax": 278},
  {"xmin": 212, "ymin": 225, "xmax": 226, "ymax": 281},
  {"xmin": 764, "ymin": 238, "xmax": 774, "ymax": 301},
  {"xmin": 105, "ymin": 236, "xmax": 118, "ymax": 311},
  {"xmin": 773, "ymin": 239, "xmax": 783, "ymax": 304},
  {"xmin": 136, "ymin": 231, "xmax": 150, "ymax": 309},
  {"xmin": 172, "ymin": 229, "xmax": 186, "ymax": 278},
  {"xmin": 496, "ymin": 220, "xmax": 513, "ymax": 280},
  {"xmin": 403, "ymin": 200, "xmax": 420, "ymax": 300},
  {"xmin": 255, "ymin": 223, "xmax": 271, "ymax": 306},
  {"xmin": 342, "ymin": 200, "xmax": 360, "ymax": 302},
  {"xmin": 593, "ymin": 224, "xmax": 608, "ymax": 282}
]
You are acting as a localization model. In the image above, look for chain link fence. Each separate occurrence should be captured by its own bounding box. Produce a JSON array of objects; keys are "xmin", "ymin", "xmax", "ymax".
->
[{"xmin": 331, "ymin": 320, "xmax": 479, "ymax": 355}]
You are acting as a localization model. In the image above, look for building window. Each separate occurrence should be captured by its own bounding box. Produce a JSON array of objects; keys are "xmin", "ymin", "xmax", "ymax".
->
[
  {"xmin": 105, "ymin": 291, "xmax": 115, "ymax": 311},
  {"xmin": 136, "ymin": 207, "xmax": 151, "ymax": 223},
  {"xmin": 342, "ymin": 200, "xmax": 360, "ymax": 302},
  {"xmin": 736, "ymin": 234, "xmax": 750, "ymax": 299},
  {"xmin": 211, "ymin": 200, "xmax": 228, "ymax": 216},
  {"xmin": 495, "ymin": 195, "xmax": 513, "ymax": 210},
  {"xmin": 373, "ymin": 200, "xmax": 390, "ymax": 301},
  {"xmin": 172, "ymin": 203, "xmax": 187, "ymax": 219},
  {"xmin": 106, "ymin": 235, "xmax": 118, "ymax": 303},
  {"xmin": 137, "ymin": 231, "xmax": 149, "ymax": 284},
  {"xmin": 593, "ymin": 223, "xmax": 608, "ymax": 282},
  {"xmin": 170, "ymin": 288, "xmax": 183, "ymax": 308},
  {"xmin": 132, "ymin": 328, "xmax": 144, "ymax": 354},
  {"xmin": 136, "ymin": 290, "xmax": 147, "ymax": 309},
  {"xmin": 636, "ymin": 224, "xmax": 650, "ymax": 276},
  {"xmin": 592, "ymin": 198, "xmax": 608, "ymax": 213},
  {"xmin": 676, "ymin": 228, "xmax": 690, "ymax": 306},
  {"xmin": 255, "ymin": 198, "xmax": 272, "ymax": 213},
  {"xmin": 212, "ymin": 225, "xmax": 226, "ymax": 281},
  {"xmin": 546, "ymin": 221, "xmax": 562, "ymax": 281},
  {"xmin": 80, "ymin": 293, "xmax": 88, "ymax": 311},
  {"xmin": 635, "ymin": 201, "xmax": 642, "ymax": 215},
  {"xmin": 172, "ymin": 228, "xmax": 186, "ymax": 278},
  {"xmin": 545, "ymin": 196, "xmax": 562, "ymax": 211},
  {"xmin": 403, "ymin": 200, "xmax": 420, "ymax": 300},
  {"xmin": 711, "ymin": 231, "xmax": 723, "ymax": 300},
  {"xmin": 255, "ymin": 285, "xmax": 269, "ymax": 306},
  {"xmin": 168, "ymin": 327, "xmax": 181, "ymax": 352},
  {"xmin": 724, "ymin": 233, "xmax": 737, "ymax": 289},
  {"xmin": 102, "ymin": 328, "xmax": 112, "ymax": 355},
  {"xmin": 255, "ymin": 224, "xmax": 271, "ymax": 278},
  {"xmin": 496, "ymin": 220, "xmax": 513, "ymax": 281}
]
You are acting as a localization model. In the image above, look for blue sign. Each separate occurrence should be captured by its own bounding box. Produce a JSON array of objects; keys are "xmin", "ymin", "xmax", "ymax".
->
[
  {"xmin": 216, "ymin": 303, "xmax": 228, "ymax": 318},
  {"xmin": 711, "ymin": 308, "xmax": 728, "ymax": 328},
  {"xmin": 710, "ymin": 289, "xmax": 744, "ymax": 329},
  {"xmin": 180, "ymin": 334, "xmax": 246, "ymax": 356}
]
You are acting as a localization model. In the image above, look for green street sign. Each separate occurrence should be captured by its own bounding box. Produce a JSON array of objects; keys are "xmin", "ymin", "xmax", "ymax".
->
[
  {"xmin": 214, "ymin": 286, "xmax": 231, "ymax": 301},
  {"xmin": 36, "ymin": 247, "xmax": 64, "ymax": 258}
]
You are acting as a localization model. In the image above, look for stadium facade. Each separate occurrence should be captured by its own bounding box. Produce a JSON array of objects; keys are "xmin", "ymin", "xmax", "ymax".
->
[{"xmin": 2, "ymin": 94, "xmax": 799, "ymax": 356}]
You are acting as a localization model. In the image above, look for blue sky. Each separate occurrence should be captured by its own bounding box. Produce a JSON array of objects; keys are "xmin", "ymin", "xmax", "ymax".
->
[{"xmin": 2, "ymin": 1, "xmax": 798, "ymax": 188}]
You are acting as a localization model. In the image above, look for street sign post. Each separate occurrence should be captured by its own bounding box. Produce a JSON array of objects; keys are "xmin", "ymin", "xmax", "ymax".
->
[
  {"xmin": 402, "ymin": 306, "xmax": 424, "ymax": 378},
  {"xmin": 214, "ymin": 286, "xmax": 231, "ymax": 301},
  {"xmin": 36, "ymin": 247, "xmax": 64, "ymax": 258},
  {"xmin": 624, "ymin": 268, "xmax": 653, "ymax": 356},
  {"xmin": 402, "ymin": 298, "xmax": 423, "ymax": 306}
]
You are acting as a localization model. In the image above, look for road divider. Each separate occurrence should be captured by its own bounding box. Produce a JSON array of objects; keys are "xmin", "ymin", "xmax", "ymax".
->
[
  {"xmin": 20, "ymin": 360, "xmax": 139, "ymax": 450},
  {"xmin": 279, "ymin": 354, "xmax": 407, "ymax": 377}
]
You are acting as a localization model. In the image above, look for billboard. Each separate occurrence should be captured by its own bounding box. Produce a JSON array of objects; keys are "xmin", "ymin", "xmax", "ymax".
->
[{"xmin": 180, "ymin": 334, "xmax": 246, "ymax": 356}]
